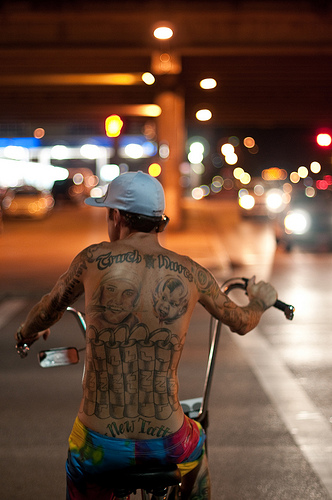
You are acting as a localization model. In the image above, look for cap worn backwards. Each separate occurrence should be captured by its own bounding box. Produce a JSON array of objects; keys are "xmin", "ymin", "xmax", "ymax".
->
[{"xmin": 84, "ymin": 171, "xmax": 165, "ymax": 217}]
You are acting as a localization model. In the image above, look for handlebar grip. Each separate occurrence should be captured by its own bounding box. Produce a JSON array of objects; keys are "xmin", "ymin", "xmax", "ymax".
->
[{"xmin": 273, "ymin": 299, "xmax": 295, "ymax": 320}]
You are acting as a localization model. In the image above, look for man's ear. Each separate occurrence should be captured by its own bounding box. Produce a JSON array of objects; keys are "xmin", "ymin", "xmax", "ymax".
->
[{"xmin": 113, "ymin": 209, "xmax": 122, "ymax": 227}]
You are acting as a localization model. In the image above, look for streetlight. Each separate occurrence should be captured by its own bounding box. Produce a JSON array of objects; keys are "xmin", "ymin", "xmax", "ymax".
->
[{"xmin": 153, "ymin": 25, "xmax": 174, "ymax": 40}]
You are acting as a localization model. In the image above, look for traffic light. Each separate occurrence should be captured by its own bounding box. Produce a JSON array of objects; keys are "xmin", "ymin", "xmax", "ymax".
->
[
  {"xmin": 105, "ymin": 115, "xmax": 123, "ymax": 137},
  {"xmin": 316, "ymin": 132, "xmax": 332, "ymax": 147}
]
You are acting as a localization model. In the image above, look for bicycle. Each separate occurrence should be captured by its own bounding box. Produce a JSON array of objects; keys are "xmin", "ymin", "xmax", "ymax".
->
[{"xmin": 16, "ymin": 277, "xmax": 294, "ymax": 499}]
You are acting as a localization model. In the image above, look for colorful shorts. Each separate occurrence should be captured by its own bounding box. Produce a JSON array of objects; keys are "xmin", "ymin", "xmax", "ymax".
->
[{"xmin": 66, "ymin": 416, "xmax": 205, "ymax": 499}]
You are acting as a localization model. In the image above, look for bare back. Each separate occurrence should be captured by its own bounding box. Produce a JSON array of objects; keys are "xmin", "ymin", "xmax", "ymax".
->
[{"xmin": 78, "ymin": 234, "xmax": 202, "ymax": 439}]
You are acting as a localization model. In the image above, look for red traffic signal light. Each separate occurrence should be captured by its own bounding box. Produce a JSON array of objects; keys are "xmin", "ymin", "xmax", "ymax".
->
[
  {"xmin": 105, "ymin": 115, "xmax": 123, "ymax": 137},
  {"xmin": 316, "ymin": 132, "xmax": 332, "ymax": 147}
]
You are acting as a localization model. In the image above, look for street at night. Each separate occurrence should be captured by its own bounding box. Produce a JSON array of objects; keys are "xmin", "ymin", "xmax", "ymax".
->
[{"xmin": 1, "ymin": 200, "xmax": 331, "ymax": 499}]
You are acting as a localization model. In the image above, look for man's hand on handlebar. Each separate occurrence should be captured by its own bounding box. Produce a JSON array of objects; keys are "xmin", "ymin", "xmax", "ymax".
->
[
  {"xmin": 246, "ymin": 276, "xmax": 278, "ymax": 311},
  {"xmin": 15, "ymin": 326, "xmax": 51, "ymax": 358}
]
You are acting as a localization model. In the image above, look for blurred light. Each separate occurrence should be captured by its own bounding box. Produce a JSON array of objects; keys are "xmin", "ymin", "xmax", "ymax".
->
[
  {"xmin": 4, "ymin": 145, "xmax": 27, "ymax": 160},
  {"xmin": 229, "ymin": 136, "xmax": 240, "ymax": 147},
  {"xmin": 225, "ymin": 153, "xmax": 238, "ymax": 165},
  {"xmin": 305, "ymin": 186, "xmax": 316, "ymax": 197},
  {"xmin": 192, "ymin": 187, "xmax": 204, "ymax": 200},
  {"xmin": 310, "ymin": 161, "xmax": 321, "ymax": 174},
  {"xmin": 124, "ymin": 143, "xmax": 144, "ymax": 159},
  {"xmin": 51, "ymin": 145, "xmax": 69, "ymax": 160},
  {"xmin": 233, "ymin": 167, "xmax": 244, "ymax": 179},
  {"xmin": 284, "ymin": 210, "xmax": 310, "ymax": 234},
  {"xmin": 196, "ymin": 109, "xmax": 212, "ymax": 121},
  {"xmin": 303, "ymin": 176, "xmax": 313, "ymax": 187},
  {"xmin": 188, "ymin": 141, "xmax": 205, "ymax": 164},
  {"xmin": 89, "ymin": 186, "xmax": 105, "ymax": 198},
  {"xmin": 223, "ymin": 179, "xmax": 234, "ymax": 190},
  {"xmin": 298, "ymin": 166, "xmax": 308, "ymax": 178},
  {"xmin": 211, "ymin": 176, "xmax": 223, "ymax": 193},
  {"xmin": 142, "ymin": 105, "xmax": 161, "ymax": 117},
  {"xmin": 105, "ymin": 115, "xmax": 123, "ymax": 138},
  {"xmin": 142, "ymin": 72, "xmax": 155, "ymax": 85},
  {"xmin": 143, "ymin": 123, "xmax": 157, "ymax": 140},
  {"xmin": 73, "ymin": 173, "xmax": 84, "ymax": 185},
  {"xmin": 179, "ymin": 162, "xmax": 191, "ymax": 175},
  {"xmin": 200, "ymin": 184, "xmax": 210, "ymax": 197},
  {"xmin": 290, "ymin": 172, "xmax": 300, "ymax": 183},
  {"xmin": 212, "ymin": 175, "xmax": 224, "ymax": 184},
  {"xmin": 212, "ymin": 155, "xmax": 223, "ymax": 168},
  {"xmin": 243, "ymin": 137, "xmax": 255, "ymax": 148},
  {"xmin": 221, "ymin": 143, "xmax": 234, "ymax": 156},
  {"xmin": 254, "ymin": 184, "xmax": 264, "ymax": 196},
  {"xmin": 192, "ymin": 163, "xmax": 205, "ymax": 175},
  {"xmin": 100, "ymin": 164, "xmax": 120, "ymax": 182},
  {"xmin": 187, "ymin": 136, "xmax": 210, "ymax": 157},
  {"xmin": 159, "ymin": 143, "xmax": 169, "ymax": 159},
  {"xmin": 239, "ymin": 194, "xmax": 255, "ymax": 210},
  {"xmin": 0, "ymin": 158, "xmax": 68, "ymax": 190},
  {"xmin": 240, "ymin": 172, "xmax": 251, "ymax": 184},
  {"xmin": 200, "ymin": 78, "xmax": 217, "ymax": 89},
  {"xmin": 283, "ymin": 192, "xmax": 291, "ymax": 204},
  {"xmin": 283, "ymin": 183, "xmax": 293, "ymax": 194},
  {"xmin": 188, "ymin": 151, "xmax": 203, "ymax": 164},
  {"xmin": 316, "ymin": 133, "xmax": 332, "ymax": 147},
  {"xmin": 148, "ymin": 163, "xmax": 162, "ymax": 177},
  {"xmin": 262, "ymin": 167, "xmax": 285, "ymax": 181},
  {"xmin": 266, "ymin": 189, "xmax": 284, "ymax": 212},
  {"xmin": 34, "ymin": 127, "xmax": 45, "ymax": 139},
  {"xmin": 86, "ymin": 175, "xmax": 99, "ymax": 188},
  {"xmin": 248, "ymin": 144, "xmax": 259, "ymax": 155},
  {"xmin": 142, "ymin": 141, "xmax": 158, "ymax": 157},
  {"xmin": 153, "ymin": 26, "xmax": 173, "ymax": 39},
  {"xmin": 190, "ymin": 141, "xmax": 205, "ymax": 155},
  {"xmin": 316, "ymin": 179, "xmax": 329, "ymax": 190},
  {"xmin": 179, "ymin": 176, "xmax": 191, "ymax": 188},
  {"xmin": 80, "ymin": 144, "xmax": 101, "ymax": 159}
]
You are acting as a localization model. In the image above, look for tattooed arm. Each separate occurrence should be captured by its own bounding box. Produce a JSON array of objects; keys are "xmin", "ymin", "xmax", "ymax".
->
[
  {"xmin": 193, "ymin": 264, "xmax": 277, "ymax": 335},
  {"xmin": 15, "ymin": 249, "xmax": 88, "ymax": 345}
]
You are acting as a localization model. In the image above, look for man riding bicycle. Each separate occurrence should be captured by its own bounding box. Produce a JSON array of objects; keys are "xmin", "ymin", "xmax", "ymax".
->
[{"xmin": 15, "ymin": 171, "xmax": 277, "ymax": 499}]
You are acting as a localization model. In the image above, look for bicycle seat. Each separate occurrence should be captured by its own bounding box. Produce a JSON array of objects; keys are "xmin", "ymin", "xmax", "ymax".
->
[{"xmin": 106, "ymin": 463, "xmax": 181, "ymax": 496}]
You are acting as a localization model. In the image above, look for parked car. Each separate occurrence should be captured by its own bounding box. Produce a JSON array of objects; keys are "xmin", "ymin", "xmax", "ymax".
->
[
  {"xmin": 275, "ymin": 187, "xmax": 332, "ymax": 251},
  {"xmin": 2, "ymin": 186, "xmax": 54, "ymax": 219}
]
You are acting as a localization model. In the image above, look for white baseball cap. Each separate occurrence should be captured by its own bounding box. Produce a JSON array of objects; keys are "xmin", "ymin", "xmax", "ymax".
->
[{"xmin": 85, "ymin": 171, "xmax": 165, "ymax": 217}]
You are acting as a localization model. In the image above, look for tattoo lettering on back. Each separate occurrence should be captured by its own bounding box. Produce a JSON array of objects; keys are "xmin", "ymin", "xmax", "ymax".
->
[
  {"xmin": 96, "ymin": 250, "xmax": 142, "ymax": 270},
  {"xmin": 158, "ymin": 255, "xmax": 193, "ymax": 282}
]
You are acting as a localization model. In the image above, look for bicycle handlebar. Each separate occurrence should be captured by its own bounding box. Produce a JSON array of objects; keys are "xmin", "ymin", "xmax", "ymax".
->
[
  {"xmin": 223, "ymin": 277, "xmax": 295, "ymax": 320},
  {"xmin": 15, "ymin": 276, "xmax": 294, "ymax": 358}
]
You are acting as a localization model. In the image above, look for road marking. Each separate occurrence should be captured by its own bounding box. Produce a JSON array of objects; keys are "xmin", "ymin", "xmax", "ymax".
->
[
  {"xmin": 0, "ymin": 298, "xmax": 27, "ymax": 330},
  {"xmin": 232, "ymin": 329, "xmax": 332, "ymax": 498}
]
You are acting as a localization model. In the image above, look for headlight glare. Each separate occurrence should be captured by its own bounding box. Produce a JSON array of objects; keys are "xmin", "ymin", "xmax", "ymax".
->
[{"xmin": 284, "ymin": 210, "xmax": 311, "ymax": 235}]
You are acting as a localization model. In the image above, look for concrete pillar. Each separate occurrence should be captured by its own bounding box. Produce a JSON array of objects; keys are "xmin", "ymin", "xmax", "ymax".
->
[{"xmin": 156, "ymin": 91, "xmax": 185, "ymax": 231}]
